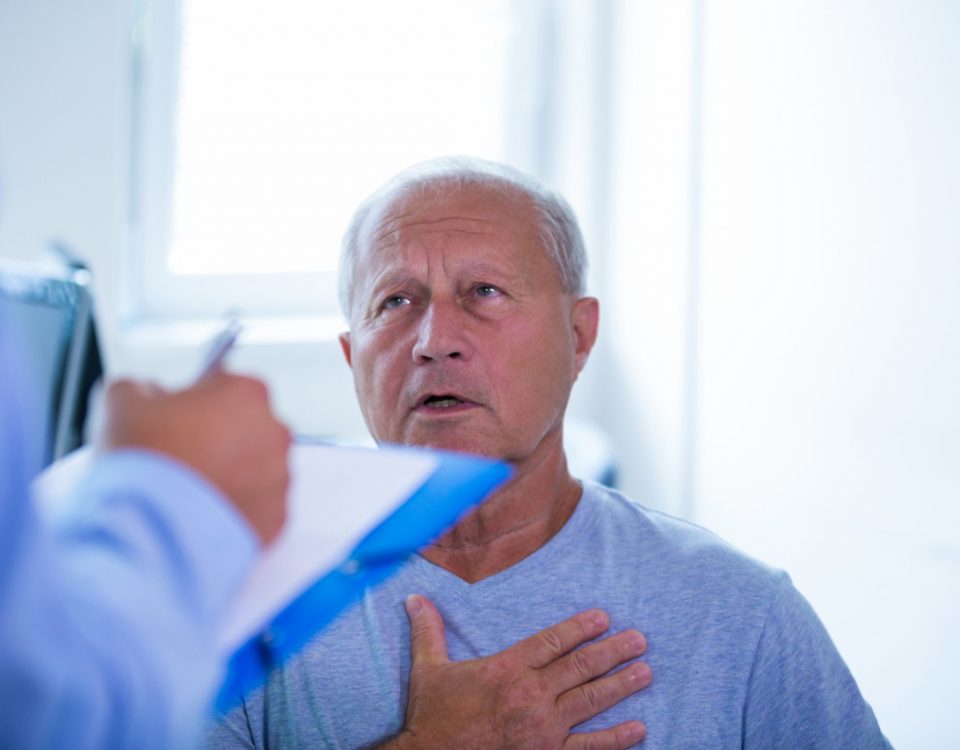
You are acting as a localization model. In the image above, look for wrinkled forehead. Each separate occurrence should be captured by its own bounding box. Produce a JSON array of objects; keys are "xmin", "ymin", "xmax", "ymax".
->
[{"xmin": 355, "ymin": 181, "xmax": 542, "ymax": 266}]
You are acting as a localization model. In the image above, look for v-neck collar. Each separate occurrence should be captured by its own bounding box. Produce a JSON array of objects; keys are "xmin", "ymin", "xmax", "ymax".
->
[{"xmin": 408, "ymin": 481, "xmax": 597, "ymax": 595}]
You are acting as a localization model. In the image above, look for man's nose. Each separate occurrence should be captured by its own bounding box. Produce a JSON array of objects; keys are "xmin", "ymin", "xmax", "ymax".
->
[{"xmin": 411, "ymin": 299, "xmax": 472, "ymax": 363}]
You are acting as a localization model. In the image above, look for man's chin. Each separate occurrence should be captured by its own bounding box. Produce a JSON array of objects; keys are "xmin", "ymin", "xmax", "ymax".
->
[
  {"xmin": 400, "ymin": 429, "xmax": 503, "ymax": 460},
  {"xmin": 416, "ymin": 439, "xmax": 499, "ymax": 459}
]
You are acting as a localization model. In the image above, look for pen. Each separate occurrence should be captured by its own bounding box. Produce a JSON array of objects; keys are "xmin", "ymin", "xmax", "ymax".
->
[{"xmin": 197, "ymin": 318, "xmax": 242, "ymax": 380}]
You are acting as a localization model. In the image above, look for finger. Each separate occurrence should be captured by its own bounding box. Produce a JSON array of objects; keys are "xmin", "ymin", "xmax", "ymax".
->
[
  {"xmin": 98, "ymin": 378, "xmax": 165, "ymax": 449},
  {"xmin": 228, "ymin": 374, "xmax": 271, "ymax": 402},
  {"xmin": 510, "ymin": 610, "xmax": 610, "ymax": 669},
  {"xmin": 542, "ymin": 629, "xmax": 647, "ymax": 693},
  {"xmin": 558, "ymin": 661, "xmax": 652, "ymax": 728},
  {"xmin": 563, "ymin": 720, "xmax": 647, "ymax": 749},
  {"xmin": 405, "ymin": 595, "xmax": 450, "ymax": 672},
  {"xmin": 105, "ymin": 377, "xmax": 164, "ymax": 404}
]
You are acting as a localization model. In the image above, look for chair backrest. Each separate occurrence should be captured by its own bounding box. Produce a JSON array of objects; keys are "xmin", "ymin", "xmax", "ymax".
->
[{"xmin": 0, "ymin": 260, "xmax": 103, "ymax": 474}]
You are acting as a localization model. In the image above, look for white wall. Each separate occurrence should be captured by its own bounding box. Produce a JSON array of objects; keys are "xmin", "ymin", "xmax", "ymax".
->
[
  {"xmin": 603, "ymin": 0, "xmax": 700, "ymax": 517},
  {"xmin": 606, "ymin": 1, "xmax": 960, "ymax": 746},
  {"xmin": 0, "ymin": 1, "xmax": 126, "ymax": 268}
]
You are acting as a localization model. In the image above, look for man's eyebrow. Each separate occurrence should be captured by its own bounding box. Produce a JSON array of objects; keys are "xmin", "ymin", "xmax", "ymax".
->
[
  {"xmin": 361, "ymin": 261, "xmax": 523, "ymax": 303},
  {"xmin": 458, "ymin": 260, "xmax": 518, "ymax": 279},
  {"xmin": 362, "ymin": 268, "xmax": 420, "ymax": 300}
]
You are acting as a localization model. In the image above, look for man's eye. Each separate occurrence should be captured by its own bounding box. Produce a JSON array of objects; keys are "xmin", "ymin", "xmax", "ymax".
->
[
  {"xmin": 475, "ymin": 284, "xmax": 501, "ymax": 298},
  {"xmin": 382, "ymin": 295, "xmax": 409, "ymax": 310}
]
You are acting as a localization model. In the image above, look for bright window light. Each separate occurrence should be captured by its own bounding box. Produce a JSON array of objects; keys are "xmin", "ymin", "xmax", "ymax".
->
[{"xmin": 167, "ymin": 0, "xmax": 513, "ymax": 277}]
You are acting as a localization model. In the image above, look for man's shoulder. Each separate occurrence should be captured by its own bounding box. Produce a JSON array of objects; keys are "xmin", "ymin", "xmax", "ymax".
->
[
  {"xmin": 578, "ymin": 481, "xmax": 783, "ymax": 593},
  {"xmin": 579, "ymin": 480, "xmax": 750, "ymax": 552}
]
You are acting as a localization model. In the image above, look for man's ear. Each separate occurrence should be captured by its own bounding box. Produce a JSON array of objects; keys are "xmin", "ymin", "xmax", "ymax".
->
[
  {"xmin": 338, "ymin": 332, "xmax": 353, "ymax": 369},
  {"xmin": 571, "ymin": 297, "xmax": 599, "ymax": 375}
]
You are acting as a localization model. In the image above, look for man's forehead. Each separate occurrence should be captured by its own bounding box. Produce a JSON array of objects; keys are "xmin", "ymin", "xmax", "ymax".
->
[
  {"xmin": 371, "ymin": 212, "xmax": 500, "ymax": 249},
  {"xmin": 359, "ymin": 182, "xmax": 537, "ymax": 253}
]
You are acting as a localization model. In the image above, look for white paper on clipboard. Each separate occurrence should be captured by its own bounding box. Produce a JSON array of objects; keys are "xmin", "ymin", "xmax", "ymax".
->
[{"xmin": 32, "ymin": 442, "xmax": 438, "ymax": 653}]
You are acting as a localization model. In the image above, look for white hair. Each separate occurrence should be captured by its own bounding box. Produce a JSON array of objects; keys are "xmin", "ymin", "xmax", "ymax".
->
[{"xmin": 338, "ymin": 156, "xmax": 588, "ymax": 319}]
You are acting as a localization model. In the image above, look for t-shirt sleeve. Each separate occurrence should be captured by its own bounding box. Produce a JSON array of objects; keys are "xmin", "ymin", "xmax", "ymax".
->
[{"xmin": 743, "ymin": 573, "xmax": 892, "ymax": 749}]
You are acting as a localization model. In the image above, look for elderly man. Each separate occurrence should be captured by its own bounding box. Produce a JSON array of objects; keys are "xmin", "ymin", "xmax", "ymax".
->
[{"xmin": 206, "ymin": 158, "xmax": 890, "ymax": 749}]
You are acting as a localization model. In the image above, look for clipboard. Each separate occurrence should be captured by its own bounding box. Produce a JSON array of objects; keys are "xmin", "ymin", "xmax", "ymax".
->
[
  {"xmin": 214, "ymin": 441, "xmax": 511, "ymax": 713},
  {"xmin": 33, "ymin": 440, "xmax": 511, "ymax": 713},
  {"xmin": 214, "ymin": 443, "xmax": 511, "ymax": 713}
]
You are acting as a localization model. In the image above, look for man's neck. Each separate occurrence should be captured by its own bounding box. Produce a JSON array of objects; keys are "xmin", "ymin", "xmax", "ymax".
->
[{"xmin": 420, "ymin": 441, "xmax": 582, "ymax": 583}]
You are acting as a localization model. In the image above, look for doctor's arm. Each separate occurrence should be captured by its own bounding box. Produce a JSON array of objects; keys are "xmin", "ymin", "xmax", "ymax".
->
[{"xmin": 0, "ymin": 372, "xmax": 291, "ymax": 749}]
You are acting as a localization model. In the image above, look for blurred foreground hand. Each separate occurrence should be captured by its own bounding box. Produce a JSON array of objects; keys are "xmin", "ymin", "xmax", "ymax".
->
[{"xmin": 97, "ymin": 373, "xmax": 292, "ymax": 545}]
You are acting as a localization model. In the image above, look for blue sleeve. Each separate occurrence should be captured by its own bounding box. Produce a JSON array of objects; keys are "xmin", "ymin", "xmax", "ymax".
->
[
  {"xmin": 743, "ymin": 574, "xmax": 893, "ymax": 749},
  {"xmin": 0, "ymin": 369, "xmax": 259, "ymax": 748}
]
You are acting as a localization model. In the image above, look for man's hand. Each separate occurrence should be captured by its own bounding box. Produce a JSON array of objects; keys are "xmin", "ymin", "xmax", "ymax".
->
[
  {"xmin": 384, "ymin": 595, "xmax": 651, "ymax": 749},
  {"xmin": 98, "ymin": 373, "xmax": 291, "ymax": 545}
]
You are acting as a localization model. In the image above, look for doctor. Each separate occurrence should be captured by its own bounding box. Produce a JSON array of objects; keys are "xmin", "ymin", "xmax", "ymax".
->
[{"xmin": 0, "ymin": 312, "xmax": 292, "ymax": 749}]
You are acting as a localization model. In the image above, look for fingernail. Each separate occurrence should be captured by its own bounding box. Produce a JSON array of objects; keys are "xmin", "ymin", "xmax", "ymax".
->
[
  {"xmin": 590, "ymin": 610, "xmax": 609, "ymax": 629},
  {"xmin": 405, "ymin": 595, "xmax": 423, "ymax": 616},
  {"xmin": 630, "ymin": 662, "xmax": 652, "ymax": 683},
  {"xmin": 626, "ymin": 721, "xmax": 647, "ymax": 742},
  {"xmin": 628, "ymin": 632, "xmax": 647, "ymax": 653}
]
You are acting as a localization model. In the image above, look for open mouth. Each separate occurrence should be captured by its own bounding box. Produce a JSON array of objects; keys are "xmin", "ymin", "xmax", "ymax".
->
[{"xmin": 421, "ymin": 394, "xmax": 468, "ymax": 409}]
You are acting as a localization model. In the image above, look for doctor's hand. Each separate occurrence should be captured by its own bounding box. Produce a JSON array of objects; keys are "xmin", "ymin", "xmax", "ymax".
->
[
  {"xmin": 97, "ymin": 373, "xmax": 291, "ymax": 545},
  {"xmin": 380, "ymin": 595, "xmax": 651, "ymax": 750}
]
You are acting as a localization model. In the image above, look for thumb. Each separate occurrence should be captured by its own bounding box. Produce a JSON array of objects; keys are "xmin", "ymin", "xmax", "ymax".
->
[{"xmin": 405, "ymin": 594, "xmax": 449, "ymax": 671}]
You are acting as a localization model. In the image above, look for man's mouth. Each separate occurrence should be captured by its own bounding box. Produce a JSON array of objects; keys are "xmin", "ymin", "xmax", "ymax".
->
[{"xmin": 421, "ymin": 394, "xmax": 467, "ymax": 409}]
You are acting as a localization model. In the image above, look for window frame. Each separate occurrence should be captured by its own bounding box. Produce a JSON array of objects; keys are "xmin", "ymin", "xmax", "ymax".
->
[{"xmin": 125, "ymin": 0, "xmax": 555, "ymax": 322}]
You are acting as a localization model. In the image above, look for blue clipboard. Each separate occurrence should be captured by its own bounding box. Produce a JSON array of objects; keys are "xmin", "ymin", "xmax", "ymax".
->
[{"xmin": 213, "ymin": 447, "xmax": 511, "ymax": 714}]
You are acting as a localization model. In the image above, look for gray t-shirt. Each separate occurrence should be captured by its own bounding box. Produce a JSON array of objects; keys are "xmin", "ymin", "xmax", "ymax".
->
[{"xmin": 206, "ymin": 481, "xmax": 890, "ymax": 749}]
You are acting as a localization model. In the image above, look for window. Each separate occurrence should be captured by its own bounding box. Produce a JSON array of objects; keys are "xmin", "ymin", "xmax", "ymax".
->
[{"xmin": 131, "ymin": 0, "xmax": 548, "ymax": 320}]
